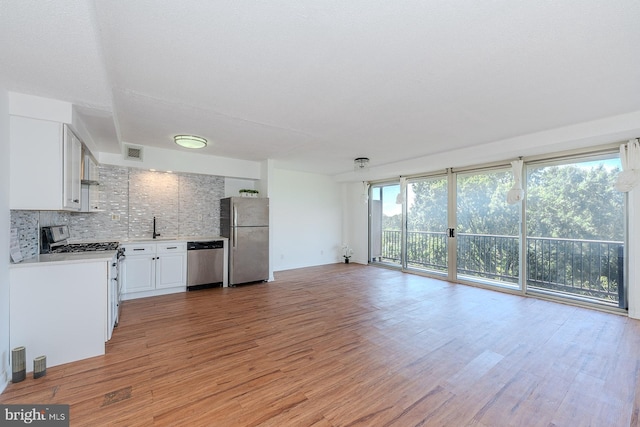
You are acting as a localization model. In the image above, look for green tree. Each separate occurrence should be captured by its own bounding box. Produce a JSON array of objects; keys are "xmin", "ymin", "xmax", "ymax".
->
[
  {"xmin": 527, "ymin": 164, "xmax": 623, "ymax": 240},
  {"xmin": 407, "ymin": 177, "xmax": 448, "ymax": 233},
  {"xmin": 456, "ymin": 170, "xmax": 519, "ymax": 236}
]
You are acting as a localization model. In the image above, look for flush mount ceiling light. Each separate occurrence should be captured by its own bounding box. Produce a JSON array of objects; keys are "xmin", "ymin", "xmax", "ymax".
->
[
  {"xmin": 174, "ymin": 135, "xmax": 207, "ymax": 149},
  {"xmin": 354, "ymin": 157, "xmax": 370, "ymax": 172}
]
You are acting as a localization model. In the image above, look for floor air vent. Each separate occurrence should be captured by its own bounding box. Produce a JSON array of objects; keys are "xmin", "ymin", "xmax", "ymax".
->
[{"xmin": 124, "ymin": 144, "xmax": 143, "ymax": 161}]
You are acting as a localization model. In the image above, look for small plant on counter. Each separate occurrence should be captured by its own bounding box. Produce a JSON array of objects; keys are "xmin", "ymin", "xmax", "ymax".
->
[
  {"xmin": 239, "ymin": 189, "xmax": 259, "ymax": 197},
  {"xmin": 342, "ymin": 244, "xmax": 353, "ymax": 264}
]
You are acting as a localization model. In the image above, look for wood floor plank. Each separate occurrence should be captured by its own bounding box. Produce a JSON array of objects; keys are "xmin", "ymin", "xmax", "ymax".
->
[{"xmin": 2, "ymin": 263, "xmax": 639, "ymax": 426}]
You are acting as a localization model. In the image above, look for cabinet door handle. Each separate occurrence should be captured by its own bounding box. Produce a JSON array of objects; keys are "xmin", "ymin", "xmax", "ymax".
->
[
  {"xmin": 133, "ymin": 248, "xmax": 144, "ymax": 251},
  {"xmin": 73, "ymin": 199, "xmax": 79, "ymax": 203},
  {"xmin": 166, "ymin": 246, "xmax": 177, "ymax": 249}
]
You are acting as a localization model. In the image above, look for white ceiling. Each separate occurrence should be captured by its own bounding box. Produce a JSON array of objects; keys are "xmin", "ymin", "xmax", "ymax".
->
[{"xmin": 2, "ymin": 0, "xmax": 640, "ymax": 177}]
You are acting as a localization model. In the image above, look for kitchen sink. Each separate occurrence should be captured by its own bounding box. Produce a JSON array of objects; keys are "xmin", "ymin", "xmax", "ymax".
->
[{"xmin": 129, "ymin": 237, "xmax": 179, "ymax": 242}]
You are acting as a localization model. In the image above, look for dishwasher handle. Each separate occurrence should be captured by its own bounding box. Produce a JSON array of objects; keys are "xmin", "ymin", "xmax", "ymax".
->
[{"xmin": 187, "ymin": 241, "xmax": 224, "ymax": 250}]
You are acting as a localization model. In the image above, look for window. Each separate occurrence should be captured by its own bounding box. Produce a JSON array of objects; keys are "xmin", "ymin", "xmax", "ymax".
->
[
  {"xmin": 369, "ymin": 182, "xmax": 401, "ymax": 266},
  {"xmin": 526, "ymin": 156, "xmax": 625, "ymax": 307},
  {"xmin": 367, "ymin": 149, "xmax": 626, "ymax": 310}
]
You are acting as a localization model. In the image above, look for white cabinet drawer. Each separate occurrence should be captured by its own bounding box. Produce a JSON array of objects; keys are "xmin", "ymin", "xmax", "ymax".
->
[
  {"xmin": 157, "ymin": 242, "xmax": 187, "ymax": 253},
  {"xmin": 121, "ymin": 244, "xmax": 156, "ymax": 255}
]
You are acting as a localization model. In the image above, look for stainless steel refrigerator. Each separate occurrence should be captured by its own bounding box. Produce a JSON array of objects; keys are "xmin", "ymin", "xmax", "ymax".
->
[{"xmin": 220, "ymin": 197, "xmax": 269, "ymax": 285}]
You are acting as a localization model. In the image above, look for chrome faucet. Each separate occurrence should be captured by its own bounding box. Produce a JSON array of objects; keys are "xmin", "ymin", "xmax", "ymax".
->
[{"xmin": 153, "ymin": 216, "xmax": 161, "ymax": 239}]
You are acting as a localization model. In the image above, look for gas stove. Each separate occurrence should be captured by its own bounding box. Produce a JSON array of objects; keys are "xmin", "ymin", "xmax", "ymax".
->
[
  {"xmin": 49, "ymin": 241, "xmax": 120, "ymax": 253},
  {"xmin": 41, "ymin": 225, "xmax": 120, "ymax": 254}
]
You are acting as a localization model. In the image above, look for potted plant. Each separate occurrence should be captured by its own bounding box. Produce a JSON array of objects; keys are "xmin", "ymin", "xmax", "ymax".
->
[
  {"xmin": 342, "ymin": 244, "xmax": 353, "ymax": 264},
  {"xmin": 239, "ymin": 189, "xmax": 259, "ymax": 198}
]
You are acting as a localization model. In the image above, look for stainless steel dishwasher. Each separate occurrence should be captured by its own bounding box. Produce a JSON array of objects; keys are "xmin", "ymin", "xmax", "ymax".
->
[{"xmin": 186, "ymin": 240, "xmax": 224, "ymax": 290}]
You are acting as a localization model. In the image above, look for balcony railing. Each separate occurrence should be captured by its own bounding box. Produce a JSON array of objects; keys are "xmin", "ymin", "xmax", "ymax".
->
[{"xmin": 379, "ymin": 230, "xmax": 623, "ymax": 305}]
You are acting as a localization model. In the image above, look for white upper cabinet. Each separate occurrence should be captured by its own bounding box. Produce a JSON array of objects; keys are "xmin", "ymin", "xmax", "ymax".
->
[
  {"xmin": 81, "ymin": 155, "xmax": 102, "ymax": 212},
  {"xmin": 63, "ymin": 126, "xmax": 82, "ymax": 210},
  {"xmin": 9, "ymin": 115, "xmax": 82, "ymax": 211}
]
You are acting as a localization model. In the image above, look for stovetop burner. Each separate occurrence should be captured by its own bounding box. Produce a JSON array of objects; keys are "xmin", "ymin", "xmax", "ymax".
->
[{"xmin": 50, "ymin": 242, "xmax": 120, "ymax": 254}]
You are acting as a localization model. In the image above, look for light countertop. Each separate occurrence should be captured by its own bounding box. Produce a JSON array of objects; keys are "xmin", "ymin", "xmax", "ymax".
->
[
  {"xmin": 10, "ymin": 251, "xmax": 118, "ymax": 268},
  {"xmin": 119, "ymin": 236, "xmax": 227, "ymax": 244},
  {"xmin": 10, "ymin": 236, "xmax": 227, "ymax": 267}
]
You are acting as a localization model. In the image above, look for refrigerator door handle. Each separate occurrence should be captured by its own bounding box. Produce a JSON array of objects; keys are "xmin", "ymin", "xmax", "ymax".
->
[
  {"xmin": 233, "ymin": 207, "xmax": 237, "ymax": 248},
  {"xmin": 233, "ymin": 226, "xmax": 237, "ymax": 249}
]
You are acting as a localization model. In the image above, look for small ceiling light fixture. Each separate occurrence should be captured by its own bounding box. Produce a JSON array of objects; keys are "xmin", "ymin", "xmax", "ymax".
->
[
  {"xmin": 174, "ymin": 134, "xmax": 207, "ymax": 149},
  {"xmin": 354, "ymin": 157, "xmax": 370, "ymax": 172}
]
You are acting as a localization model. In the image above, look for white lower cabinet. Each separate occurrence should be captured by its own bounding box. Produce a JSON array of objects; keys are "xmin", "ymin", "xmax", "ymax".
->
[
  {"xmin": 121, "ymin": 243, "xmax": 156, "ymax": 294},
  {"xmin": 156, "ymin": 245, "xmax": 188, "ymax": 289},
  {"xmin": 121, "ymin": 242, "xmax": 187, "ymax": 299}
]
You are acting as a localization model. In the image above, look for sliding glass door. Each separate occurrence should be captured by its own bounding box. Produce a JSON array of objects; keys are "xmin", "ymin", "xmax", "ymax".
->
[
  {"xmin": 405, "ymin": 176, "xmax": 449, "ymax": 276},
  {"xmin": 369, "ymin": 182, "xmax": 402, "ymax": 266},
  {"xmin": 367, "ymin": 151, "xmax": 626, "ymax": 309},
  {"xmin": 456, "ymin": 168, "xmax": 521, "ymax": 289}
]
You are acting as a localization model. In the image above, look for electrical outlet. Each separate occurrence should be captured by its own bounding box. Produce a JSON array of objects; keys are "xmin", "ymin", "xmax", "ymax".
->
[
  {"xmin": 111, "ymin": 214, "xmax": 120, "ymax": 221},
  {"xmin": 197, "ymin": 214, "xmax": 203, "ymax": 221}
]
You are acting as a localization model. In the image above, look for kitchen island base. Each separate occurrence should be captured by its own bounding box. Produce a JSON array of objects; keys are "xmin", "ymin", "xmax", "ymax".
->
[{"xmin": 9, "ymin": 260, "xmax": 108, "ymax": 372}]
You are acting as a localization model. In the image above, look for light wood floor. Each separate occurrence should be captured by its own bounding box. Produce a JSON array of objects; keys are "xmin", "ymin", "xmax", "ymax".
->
[{"xmin": 2, "ymin": 263, "xmax": 640, "ymax": 426}]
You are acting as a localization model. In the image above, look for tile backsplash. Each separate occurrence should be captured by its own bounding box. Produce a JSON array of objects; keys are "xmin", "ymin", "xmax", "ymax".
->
[
  {"xmin": 10, "ymin": 165, "xmax": 225, "ymax": 260},
  {"xmin": 10, "ymin": 210, "xmax": 39, "ymax": 260}
]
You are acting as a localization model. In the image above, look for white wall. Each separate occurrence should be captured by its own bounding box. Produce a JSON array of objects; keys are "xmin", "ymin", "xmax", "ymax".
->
[
  {"xmin": 271, "ymin": 169, "xmax": 342, "ymax": 271},
  {"xmin": 342, "ymin": 182, "xmax": 369, "ymax": 265},
  {"xmin": 627, "ymin": 190, "xmax": 638, "ymax": 318},
  {"xmin": 263, "ymin": 160, "xmax": 275, "ymax": 280},
  {"xmin": 0, "ymin": 89, "xmax": 10, "ymax": 392},
  {"xmin": 225, "ymin": 177, "xmax": 257, "ymax": 197},
  {"xmin": 8, "ymin": 92, "xmax": 72, "ymax": 123},
  {"xmin": 100, "ymin": 146, "xmax": 261, "ymax": 180}
]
